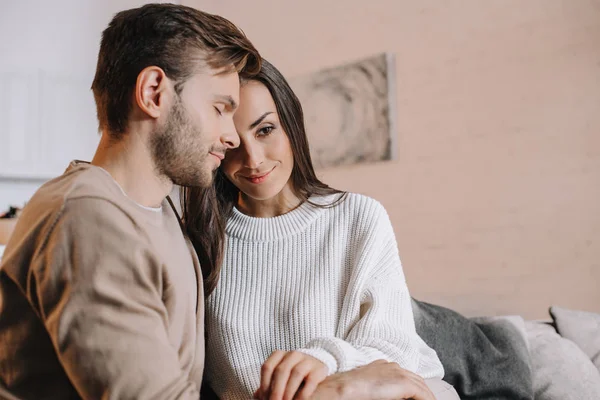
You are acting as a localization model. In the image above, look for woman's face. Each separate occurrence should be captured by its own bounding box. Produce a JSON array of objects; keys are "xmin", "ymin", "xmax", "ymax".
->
[{"xmin": 222, "ymin": 80, "xmax": 295, "ymax": 202}]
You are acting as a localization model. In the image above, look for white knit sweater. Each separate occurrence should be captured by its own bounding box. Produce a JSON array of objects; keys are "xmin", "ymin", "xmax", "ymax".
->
[{"xmin": 205, "ymin": 193, "xmax": 444, "ymax": 399}]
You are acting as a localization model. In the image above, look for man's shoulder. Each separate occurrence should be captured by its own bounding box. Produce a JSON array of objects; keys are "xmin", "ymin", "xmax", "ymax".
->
[
  {"xmin": 36, "ymin": 161, "xmax": 124, "ymax": 206},
  {"xmin": 18, "ymin": 163, "xmax": 131, "ymax": 238},
  {"xmin": 1, "ymin": 163, "xmax": 139, "ymax": 286}
]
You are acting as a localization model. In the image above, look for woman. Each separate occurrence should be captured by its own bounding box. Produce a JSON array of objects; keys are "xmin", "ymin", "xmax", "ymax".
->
[{"xmin": 183, "ymin": 60, "xmax": 455, "ymax": 400}]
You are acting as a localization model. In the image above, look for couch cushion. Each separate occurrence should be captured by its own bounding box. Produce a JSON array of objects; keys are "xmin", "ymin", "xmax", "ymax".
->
[
  {"xmin": 550, "ymin": 306, "xmax": 600, "ymax": 373},
  {"xmin": 526, "ymin": 321, "xmax": 600, "ymax": 400},
  {"xmin": 412, "ymin": 298, "xmax": 533, "ymax": 400}
]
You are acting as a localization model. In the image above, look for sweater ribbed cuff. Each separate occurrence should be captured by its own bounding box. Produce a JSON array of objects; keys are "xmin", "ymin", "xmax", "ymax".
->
[{"xmin": 296, "ymin": 348, "xmax": 339, "ymax": 376}]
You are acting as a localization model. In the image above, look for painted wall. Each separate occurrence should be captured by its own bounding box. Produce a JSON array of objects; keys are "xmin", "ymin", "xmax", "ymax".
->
[
  {"xmin": 0, "ymin": 0, "xmax": 175, "ymax": 209},
  {"xmin": 183, "ymin": 0, "xmax": 600, "ymax": 319}
]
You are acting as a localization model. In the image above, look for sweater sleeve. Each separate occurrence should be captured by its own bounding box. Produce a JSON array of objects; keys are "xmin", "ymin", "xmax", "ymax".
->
[
  {"xmin": 31, "ymin": 198, "xmax": 200, "ymax": 400},
  {"xmin": 297, "ymin": 201, "xmax": 444, "ymax": 378}
]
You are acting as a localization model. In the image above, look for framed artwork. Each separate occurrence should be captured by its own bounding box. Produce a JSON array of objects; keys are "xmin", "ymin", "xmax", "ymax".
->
[{"xmin": 288, "ymin": 52, "xmax": 397, "ymax": 169}]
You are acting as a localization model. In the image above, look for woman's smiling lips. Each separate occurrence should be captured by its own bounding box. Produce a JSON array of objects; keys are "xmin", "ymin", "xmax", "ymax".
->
[{"xmin": 242, "ymin": 166, "xmax": 276, "ymax": 184}]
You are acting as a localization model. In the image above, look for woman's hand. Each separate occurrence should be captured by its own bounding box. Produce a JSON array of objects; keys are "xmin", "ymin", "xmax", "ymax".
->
[{"xmin": 254, "ymin": 350, "xmax": 328, "ymax": 400}]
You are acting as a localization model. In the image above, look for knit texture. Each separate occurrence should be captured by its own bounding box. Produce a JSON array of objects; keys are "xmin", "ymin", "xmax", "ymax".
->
[{"xmin": 206, "ymin": 193, "xmax": 444, "ymax": 399}]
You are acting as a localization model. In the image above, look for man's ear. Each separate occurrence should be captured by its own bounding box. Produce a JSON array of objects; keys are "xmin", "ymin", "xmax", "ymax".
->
[{"xmin": 135, "ymin": 66, "xmax": 171, "ymax": 119}]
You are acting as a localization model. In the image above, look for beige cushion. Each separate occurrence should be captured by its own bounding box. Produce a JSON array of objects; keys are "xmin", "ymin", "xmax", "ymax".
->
[
  {"xmin": 550, "ymin": 306, "xmax": 600, "ymax": 373},
  {"xmin": 526, "ymin": 321, "xmax": 600, "ymax": 400}
]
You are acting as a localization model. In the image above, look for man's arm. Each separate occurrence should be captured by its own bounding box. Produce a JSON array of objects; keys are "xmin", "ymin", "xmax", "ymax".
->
[
  {"xmin": 31, "ymin": 198, "xmax": 199, "ymax": 399},
  {"xmin": 310, "ymin": 360, "xmax": 435, "ymax": 400}
]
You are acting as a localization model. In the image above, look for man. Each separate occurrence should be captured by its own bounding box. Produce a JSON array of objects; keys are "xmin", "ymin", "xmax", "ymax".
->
[
  {"xmin": 0, "ymin": 4, "xmax": 259, "ymax": 399},
  {"xmin": 0, "ymin": 4, "xmax": 442, "ymax": 399}
]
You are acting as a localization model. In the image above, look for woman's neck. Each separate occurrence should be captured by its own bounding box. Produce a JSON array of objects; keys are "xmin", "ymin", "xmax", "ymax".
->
[{"xmin": 236, "ymin": 185, "xmax": 303, "ymax": 218}]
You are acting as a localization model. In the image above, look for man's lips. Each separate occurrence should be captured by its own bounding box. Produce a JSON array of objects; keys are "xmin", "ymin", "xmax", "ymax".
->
[{"xmin": 209, "ymin": 152, "xmax": 225, "ymax": 161}]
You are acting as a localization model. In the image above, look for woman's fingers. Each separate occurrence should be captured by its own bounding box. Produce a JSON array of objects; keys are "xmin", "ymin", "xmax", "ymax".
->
[
  {"xmin": 257, "ymin": 351, "xmax": 328, "ymax": 400},
  {"xmin": 259, "ymin": 350, "xmax": 287, "ymax": 399},
  {"xmin": 291, "ymin": 361, "xmax": 328, "ymax": 400}
]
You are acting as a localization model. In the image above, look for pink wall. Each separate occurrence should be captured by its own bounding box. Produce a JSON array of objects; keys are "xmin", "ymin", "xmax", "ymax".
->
[{"xmin": 184, "ymin": 0, "xmax": 600, "ymax": 319}]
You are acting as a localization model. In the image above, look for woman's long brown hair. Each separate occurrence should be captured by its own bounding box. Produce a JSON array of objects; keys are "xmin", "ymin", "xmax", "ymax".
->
[{"xmin": 182, "ymin": 59, "xmax": 346, "ymax": 296}]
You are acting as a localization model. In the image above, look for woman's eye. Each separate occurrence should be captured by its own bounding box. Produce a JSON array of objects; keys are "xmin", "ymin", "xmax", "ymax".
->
[
  {"xmin": 214, "ymin": 106, "xmax": 223, "ymax": 116},
  {"xmin": 258, "ymin": 126, "xmax": 273, "ymax": 136}
]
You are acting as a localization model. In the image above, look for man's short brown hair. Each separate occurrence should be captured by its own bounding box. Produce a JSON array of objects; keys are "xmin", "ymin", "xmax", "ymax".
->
[{"xmin": 91, "ymin": 3, "xmax": 261, "ymax": 138}]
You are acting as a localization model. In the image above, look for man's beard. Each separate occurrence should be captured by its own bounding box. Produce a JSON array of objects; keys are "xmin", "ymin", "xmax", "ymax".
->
[{"xmin": 150, "ymin": 96, "xmax": 216, "ymax": 188}]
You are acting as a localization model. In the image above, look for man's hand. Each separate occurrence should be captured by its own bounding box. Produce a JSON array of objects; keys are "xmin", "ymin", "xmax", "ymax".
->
[
  {"xmin": 310, "ymin": 360, "xmax": 435, "ymax": 400},
  {"xmin": 254, "ymin": 350, "xmax": 328, "ymax": 400}
]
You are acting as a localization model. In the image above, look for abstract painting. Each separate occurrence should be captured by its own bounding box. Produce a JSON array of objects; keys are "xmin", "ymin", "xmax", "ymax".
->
[{"xmin": 288, "ymin": 53, "xmax": 397, "ymax": 169}]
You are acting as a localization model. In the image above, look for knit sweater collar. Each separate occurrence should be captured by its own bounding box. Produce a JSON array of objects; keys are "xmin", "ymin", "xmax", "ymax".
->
[{"xmin": 226, "ymin": 194, "xmax": 338, "ymax": 242}]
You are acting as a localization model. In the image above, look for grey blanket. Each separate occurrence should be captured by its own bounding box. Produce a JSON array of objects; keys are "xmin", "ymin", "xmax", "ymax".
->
[{"xmin": 412, "ymin": 298, "xmax": 534, "ymax": 400}]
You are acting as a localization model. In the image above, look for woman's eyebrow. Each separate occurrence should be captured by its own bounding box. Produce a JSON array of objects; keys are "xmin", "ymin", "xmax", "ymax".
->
[{"xmin": 249, "ymin": 112, "xmax": 274, "ymax": 129}]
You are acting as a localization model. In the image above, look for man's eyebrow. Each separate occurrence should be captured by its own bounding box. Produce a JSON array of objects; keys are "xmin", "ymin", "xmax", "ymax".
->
[{"xmin": 214, "ymin": 95, "xmax": 238, "ymax": 110}]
